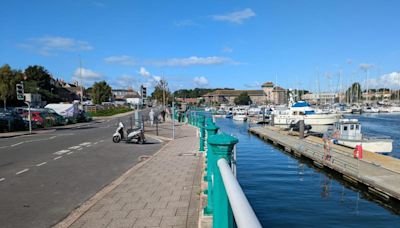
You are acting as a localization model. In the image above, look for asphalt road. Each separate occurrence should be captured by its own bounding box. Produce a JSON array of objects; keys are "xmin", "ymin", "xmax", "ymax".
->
[{"xmin": 0, "ymin": 113, "xmax": 165, "ymax": 228}]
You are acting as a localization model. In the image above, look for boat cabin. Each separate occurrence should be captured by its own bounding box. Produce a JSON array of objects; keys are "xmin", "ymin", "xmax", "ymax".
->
[{"xmin": 334, "ymin": 119, "xmax": 362, "ymax": 140}]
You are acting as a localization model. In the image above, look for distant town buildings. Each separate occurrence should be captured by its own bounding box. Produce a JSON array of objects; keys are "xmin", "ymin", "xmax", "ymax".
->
[
  {"xmin": 261, "ymin": 82, "xmax": 287, "ymax": 104},
  {"xmin": 202, "ymin": 82, "xmax": 288, "ymax": 105},
  {"xmin": 111, "ymin": 88, "xmax": 140, "ymax": 100}
]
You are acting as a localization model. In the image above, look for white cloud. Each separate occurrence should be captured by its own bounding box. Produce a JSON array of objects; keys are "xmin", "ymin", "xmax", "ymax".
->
[
  {"xmin": 222, "ymin": 47, "xmax": 234, "ymax": 53},
  {"xmin": 244, "ymin": 81, "xmax": 262, "ymax": 88},
  {"xmin": 72, "ymin": 67, "xmax": 103, "ymax": 85},
  {"xmin": 193, "ymin": 76, "xmax": 209, "ymax": 87},
  {"xmin": 139, "ymin": 67, "xmax": 150, "ymax": 77},
  {"xmin": 104, "ymin": 55, "xmax": 235, "ymax": 67},
  {"xmin": 153, "ymin": 75, "xmax": 162, "ymax": 82},
  {"xmin": 111, "ymin": 74, "xmax": 137, "ymax": 88},
  {"xmin": 366, "ymin": 72, "xmax": 400, "ymax": 89},
  {"xmin": 359, "ymin": 63, "xmax": 374, "ymax": 70},
  {"xmin": 104, "ymin": 55, "xmax": 136, "ymax": 66},
  {"xmin": 211, "ymin": 8, "xmax": 255, "ymax": 24},
  {"xmin": 155, "ymin": 56, "xmax": 233, "ymax": 67},
  {"xmin": 19, "ymin": 36, "xmax": 93, "ymax": 56},
  {"xmin": 174, "ymin": 19, "xmax": 197, "ymax": 27}
]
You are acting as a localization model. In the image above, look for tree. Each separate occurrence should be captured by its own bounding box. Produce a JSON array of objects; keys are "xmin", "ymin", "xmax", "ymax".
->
[
  {"xmin": 234, "ymin": 92, "xmax": 251, "ymax": 105},
  {"xmin": 24, "ymin": 65, "xmax": 60, "ymax": 102},
  {"xmin": 0, "ymin": 64, "xmax": 24, "ymax": 109},
  {"xmin": 151, "ymin": 80, "xmax": 171, "ymax": 105},
  {"xmin": 91, "ymin": 81, "xmax": 112, "ymax": 104}
]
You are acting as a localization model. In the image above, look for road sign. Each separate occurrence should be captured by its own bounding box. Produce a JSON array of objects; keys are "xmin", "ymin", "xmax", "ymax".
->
[{"xmin": 16, "ymin": 83, "xmax": 24, "ymax": 101}]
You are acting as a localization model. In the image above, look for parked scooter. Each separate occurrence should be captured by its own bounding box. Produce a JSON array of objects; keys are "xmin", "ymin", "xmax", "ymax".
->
[{"xmin": 112, "ymin": 122, "xmax": 146, "ymax": 144}]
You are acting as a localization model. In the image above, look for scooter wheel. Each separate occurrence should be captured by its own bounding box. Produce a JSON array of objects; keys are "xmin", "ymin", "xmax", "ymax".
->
[
  {"xmin": 138, "ymin": 139, "xmax": 144, "ymax": 144},
  {"xmin": 113, "ymin": 136, "xmax": 121, "ymax": 143}
]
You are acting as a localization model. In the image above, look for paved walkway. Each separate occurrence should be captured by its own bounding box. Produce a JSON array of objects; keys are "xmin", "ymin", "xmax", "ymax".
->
[{"xmin": 66, "ymin": 124, "xmax": 202, "ymax": 228}]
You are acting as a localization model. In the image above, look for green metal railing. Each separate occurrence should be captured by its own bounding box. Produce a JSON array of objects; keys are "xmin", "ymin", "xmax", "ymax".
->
[{"xmin": 188, "ymin": 111, "xmax": 261, "ymax": 228}]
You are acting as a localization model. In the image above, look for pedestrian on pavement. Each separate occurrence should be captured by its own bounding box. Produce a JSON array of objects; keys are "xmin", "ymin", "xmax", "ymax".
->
[
  {"xmin": 149, "ymin": 109, "xmax": 155, "ymax": 126},
  {"xmin": 161, "ymin": 109, "xmax": 166, "ymax": 122}
]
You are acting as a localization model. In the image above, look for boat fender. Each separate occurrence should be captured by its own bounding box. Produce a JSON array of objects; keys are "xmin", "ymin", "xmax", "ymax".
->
[{"xmin": 353, "ymin": 145, "xmax": 363, "ymax": 159}]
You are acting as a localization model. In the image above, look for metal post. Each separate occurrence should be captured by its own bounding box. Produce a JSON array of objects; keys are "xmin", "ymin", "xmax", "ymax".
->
[
  {"xmin": 270, "ymin": 114, "xmax": 275, "ymax": 126},
  {"xmin": 299, "ymin": 119, "xmax": 305, "ymax": 139},
  {"xmin": 156, "ymin": 118, "xmax": 159, "ymax": 136},
  {"xmin": 25, "ymin": 102, "xmax": 32, "ymax": 134},
  {"xmin": 204, "ymin": 120, "xmax": 219, "ymax": 215},
  {"xmin": 172, "ymin": 102, "xmax": 175, "ymax": 140},
  {"xmin": 208, "ymin": 133, "xmax": 238, "ymax": 228}
]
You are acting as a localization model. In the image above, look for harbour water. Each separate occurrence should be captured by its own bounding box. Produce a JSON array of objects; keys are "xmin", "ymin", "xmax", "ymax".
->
[{"xmin": 215, "ymin": 115, "xmax": 400, "ymax": 227}]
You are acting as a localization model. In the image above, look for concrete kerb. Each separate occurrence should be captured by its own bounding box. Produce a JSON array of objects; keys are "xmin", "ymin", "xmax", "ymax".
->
[{"xmin": 53, "ymin": 139, "xmax": 172, "ymax": 228}]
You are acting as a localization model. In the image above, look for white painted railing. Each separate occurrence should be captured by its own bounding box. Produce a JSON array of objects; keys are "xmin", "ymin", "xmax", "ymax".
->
[{"xmin": 218, "ymin": 158, "xmax": 262, "ymax": 228}]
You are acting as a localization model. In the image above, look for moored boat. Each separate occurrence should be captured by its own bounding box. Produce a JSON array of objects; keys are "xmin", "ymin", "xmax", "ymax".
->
[{"xmin": 332, "ymin": 119, "xmax": 393, "ymax": 153}]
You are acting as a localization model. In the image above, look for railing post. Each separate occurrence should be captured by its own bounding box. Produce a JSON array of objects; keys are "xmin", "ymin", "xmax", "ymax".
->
[
  {"xmin": 208, "ymin": 133, "xmax": 239, "ymax": 228},
  {"xmin": 199, "ymin": 115, "xmax": 205, "ymax": 152},
  {"xmin": 204, "ymin": 119, "xmax": 220, "ymax": 215}
]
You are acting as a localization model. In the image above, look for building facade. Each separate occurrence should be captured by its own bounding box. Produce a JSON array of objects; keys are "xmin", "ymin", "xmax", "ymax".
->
[{"xmin": 261, "ymin": 82, "xmax": 287, "ymax": 104}]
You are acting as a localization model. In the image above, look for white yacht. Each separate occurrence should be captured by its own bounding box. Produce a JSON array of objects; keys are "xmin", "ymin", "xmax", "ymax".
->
[
  {"xmin": 273, "ymin": 101, "xmax": 341, "ymax": 126},
  {"xmin": 332, "ymin": 119, "xmax": 393, "ymax": 153},
  {"xmin": 233, "ymin": 111, "xmax": 248, "ymax": 121},
  {"xmin": 362, "ymin": 106, "xmax": 379, "ymax": 113}
]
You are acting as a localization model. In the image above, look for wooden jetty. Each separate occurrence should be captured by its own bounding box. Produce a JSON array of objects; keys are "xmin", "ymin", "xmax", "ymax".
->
[{"xmin": 249, "ymin": 126, "xmax": 400, "ymax": 202}]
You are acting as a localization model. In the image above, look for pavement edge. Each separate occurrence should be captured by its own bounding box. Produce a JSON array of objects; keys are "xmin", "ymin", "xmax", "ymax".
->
[{"xmin": 53, "ymin": 140, "xmax": 171, "ymax": 228}]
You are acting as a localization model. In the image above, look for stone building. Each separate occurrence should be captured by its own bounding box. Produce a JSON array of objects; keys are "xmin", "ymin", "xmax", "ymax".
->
[
  {"xmin": 261, "ymin": 82, "xmax": 287, "ymax": 104},
  {"xmin": 202, "ymin": 90, "xmax": 265, "ymax": 105}
]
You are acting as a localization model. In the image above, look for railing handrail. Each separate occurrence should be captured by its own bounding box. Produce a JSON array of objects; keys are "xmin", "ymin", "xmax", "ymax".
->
[{"xmin": 217, "ymin": 158, "xmax": 262, "ymax": 228}]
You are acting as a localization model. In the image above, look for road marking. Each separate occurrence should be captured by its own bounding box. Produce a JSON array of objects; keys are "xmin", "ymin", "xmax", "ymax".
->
[
  {"xmin": 11, "ymin": 142, "xmax": 24, "ymax": 147},
  {"xmin": 86, "ymin": 145, "xmax": 91, "ymax": 147},
  {"xmin": 16, "ymin": 169, "xmax": 29, "ymax": 175},
  {"xmin": 68, "ymin": 146, "xmax": 81, "ymax": 150},
  {"xmin": 67, "ymin": 151, "xmax": 74, "ymax": 155},
  {"xmin": 99, "ymin": 140, "xmax": 104, "ymax": 142},
  {"xmin": 0, "ymin": 178, "xmax": 5, "ymax": 182},
  {"xmin": 36, "ymin": 162, "xmax": 47, "ymax": 167},
  {"xmin": 77, "ymin": 148, "xmax": 83, "ymax": 151},
  {"xmin": 54, "ymin": 150, "xmax": 70, "ymax": 155},
  {"xmin": 53, "ymin": 156, "xmax": 62, "ymax": 160},
  {"xmin": 49, "ymin": 136, "xmax": 57, "ymax": 139},
  {"xmin": 93, "ymin": 142, "xmax": 98, "ymax": 145},
  {"xmin": 146, "ymin": 135, "xmax": 164, "ymax": 143},
  {"xmin": 79, "ymin": 142, "xmax": 91, "ymax": 146}
]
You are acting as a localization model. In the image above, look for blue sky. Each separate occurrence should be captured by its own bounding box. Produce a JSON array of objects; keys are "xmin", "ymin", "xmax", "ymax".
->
[{"xmin": 1, "ymin": 0, "xmax": 400, "ymax": 93}]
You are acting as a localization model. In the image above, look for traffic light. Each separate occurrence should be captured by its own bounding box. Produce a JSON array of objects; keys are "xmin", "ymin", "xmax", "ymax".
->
[
  {"xmin": 16, "ymin": 83, "xmax": 24, "ymax": 101},
  {"xmin": 140, "ymin": 85, "xmax": 147, "ymax": 99}
]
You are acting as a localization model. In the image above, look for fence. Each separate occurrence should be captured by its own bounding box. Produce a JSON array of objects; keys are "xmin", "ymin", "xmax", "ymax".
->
[{"xmin": 185, "ymin": 109, "xmax": 262, "ymax": 228}]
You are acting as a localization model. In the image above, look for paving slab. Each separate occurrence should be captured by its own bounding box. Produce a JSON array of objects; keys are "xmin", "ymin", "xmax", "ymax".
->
[{"xmin": 67, "ymin": 124, "xmax": 201, "ymax": 228}]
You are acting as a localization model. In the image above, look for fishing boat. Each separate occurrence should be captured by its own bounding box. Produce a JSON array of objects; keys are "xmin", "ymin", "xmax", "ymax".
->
[
  {"xmin": 273, "ymin": 101, "xmax": 341, "ymax": 126},
  {"xmin": 332, "ymin": 119, "xmax": 393, "ymax": 153}
]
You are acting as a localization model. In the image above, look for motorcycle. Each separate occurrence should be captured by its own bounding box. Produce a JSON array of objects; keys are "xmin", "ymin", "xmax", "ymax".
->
[{"xmin": 112, "ymin": 122, "xmax": 146, "ymax": 144}]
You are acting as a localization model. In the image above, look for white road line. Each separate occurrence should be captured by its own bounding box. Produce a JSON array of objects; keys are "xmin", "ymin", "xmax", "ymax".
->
[
  {"xmin": 36, "ymin": 162, "xmax": 47, "ymax": 167},
  {"xmin": 54, "ymin": 150, "xmax": 70, "ymax": 155},
  {"xmin": 68, "ymin": 146, "xmax": 81, "ymax": 150},
  {"xmin": 79, "ymin": 142, "xmax": 91, "ymax": 146},
  {"xmin": 99, "ymin": 140, "xmax": 104, "ymax": 142},
  {"xmin": 0, "ymin": 178, "xmax": 5, "ymax": 182},
  {"xmin": 77, "ymin": 148, "xmax": 83, "ymax": 151},
  {"xmin": 67, "ymin": 151, "xmax": 74, "ymax": 155},
  {"xmin": 11, "ymin": 142, "xmax": 24, "ymax": 147},
  {"xmin": 86, "ymin": 145, "xmax": 91, "ymax": 147},
  {"xmin": 93, "ymin": 142, "xmax": 98, "ymax": 145},
  {"xmin": 53, "ymin": 156, "xmax": 62, "ymax": 160},
  {"xmin": 16, "ymin": 169, "xmax": 29, "ymax": 175}
]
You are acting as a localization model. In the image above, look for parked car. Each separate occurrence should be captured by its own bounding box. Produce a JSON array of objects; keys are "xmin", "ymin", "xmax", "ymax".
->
[
  {"xmin": 46, "ymin": 108, "xmax": 67, "ymax": 126},
  {"xmin": 0, "ymin": 109, "xmax": 26, "ymax": 132}
]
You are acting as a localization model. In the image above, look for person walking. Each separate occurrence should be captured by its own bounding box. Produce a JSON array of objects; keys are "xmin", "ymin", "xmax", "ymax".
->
[{"xmin": 149, "ymin": 109, "xmax": 155, "ymax": 126}]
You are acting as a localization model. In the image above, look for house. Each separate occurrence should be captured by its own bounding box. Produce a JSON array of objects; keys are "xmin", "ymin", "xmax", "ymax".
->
[
  {"xmin": 112, "ymin": 88, "xmax": 140, "ymax": 100},
  {"xmin": 261, "ymin": 82, "xmax": 287, "ymax": 104},
  {"xmin": 202, "ymin": 90, "xmax": 266, "ymax": 105}
]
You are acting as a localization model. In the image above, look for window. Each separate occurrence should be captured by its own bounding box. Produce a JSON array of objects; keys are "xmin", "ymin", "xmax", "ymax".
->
[
  {"xmin": 343, "ymin": 126, "xmax": 348, "ymax": 131},
  {"xmin": 350, "ymin": 125, "xmax": 354, "ymax": 130},
  {"xmin": 356, "ymin": 124, "xmax": 359, "ymax": 130}
]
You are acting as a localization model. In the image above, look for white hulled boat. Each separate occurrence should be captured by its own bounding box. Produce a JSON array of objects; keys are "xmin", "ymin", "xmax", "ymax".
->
[
  {"xmin": 332, "ymin": 119, "xmax": 393, "ymax": 153},
  {"xmin": 273, "ymin": 101, "xmax": 341, "ymax": 126},
  {"xmin": 233, "ymin": 110, "xmax": 248, "ymax": 121}
]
